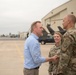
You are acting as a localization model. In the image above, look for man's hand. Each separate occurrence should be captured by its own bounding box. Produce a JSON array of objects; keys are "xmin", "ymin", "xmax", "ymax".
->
[
  {"xmin": 51, "ymin": 55, "xmax": 59, "ymax": 61},
  {"xmin": 46, "ymin": 55, "xmax": 59, "ymax": 62}
]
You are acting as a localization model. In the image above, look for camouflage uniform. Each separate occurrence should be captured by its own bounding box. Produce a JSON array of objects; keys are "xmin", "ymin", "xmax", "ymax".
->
[
  {"xmin": 57, "ymin": 28, "xmax": 76, "ymax": 75},
  {"xmin": 48, "ymin": 44, "xmax": 61, "ymax": 75}
]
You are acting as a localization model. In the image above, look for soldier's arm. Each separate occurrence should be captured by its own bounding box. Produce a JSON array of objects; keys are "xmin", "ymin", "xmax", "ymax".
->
[
  {"xmin": 57, "ymin": 36, "xmax": 72, "ymax": 74},
  {"xmin": 48, "ymin": 62, "xmax": 53, "ymax": 74},
  {"xmin": 48, "ymin": 50, "xmax": 53, "ymax": 74}
]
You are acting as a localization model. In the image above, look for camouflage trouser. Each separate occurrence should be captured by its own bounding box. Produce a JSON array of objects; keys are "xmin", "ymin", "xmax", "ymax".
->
[
  {"xmin": 66, "ymin": 71, "xmax": 76, "ymax": 75},
  {"xmin": 57, "ymin": 71, "xmax": 76, "ymax": 75}
]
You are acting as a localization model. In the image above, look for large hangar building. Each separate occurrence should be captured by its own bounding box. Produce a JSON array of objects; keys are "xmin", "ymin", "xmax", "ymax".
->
[{"xmin": 41, "ymin": 0, "xmax": 76, "ymax": 32}]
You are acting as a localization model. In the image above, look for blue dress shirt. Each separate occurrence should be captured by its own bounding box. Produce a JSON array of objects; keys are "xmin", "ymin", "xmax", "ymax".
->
[{"xmin": 24, "ymin": 33, "xmax": 46, "ymax": 69}]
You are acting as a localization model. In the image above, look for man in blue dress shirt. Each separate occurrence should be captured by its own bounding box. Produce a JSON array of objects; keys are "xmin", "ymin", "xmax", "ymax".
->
[{"xmin": 23, "ymin": 21, "xmax": 58, "ymax": 75}]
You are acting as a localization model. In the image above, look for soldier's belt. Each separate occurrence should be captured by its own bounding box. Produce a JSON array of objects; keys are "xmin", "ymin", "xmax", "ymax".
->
[{"xmin": 56, "ymin": 73, "xmax": 64, "ymax": 75}]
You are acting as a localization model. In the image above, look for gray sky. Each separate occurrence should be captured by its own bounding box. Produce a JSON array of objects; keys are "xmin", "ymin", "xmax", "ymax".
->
[{"xmin": 0, "ymin": 0, "xmax": 69, "ymax": 35}]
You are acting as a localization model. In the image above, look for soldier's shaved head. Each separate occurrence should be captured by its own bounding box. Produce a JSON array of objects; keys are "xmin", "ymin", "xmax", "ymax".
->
[
  {"xmin": 62, "ymin": 14, "xmax": 76, "ymax": 30},
  {"xmin": 67, "ymin": 14, "xmax": 76, "ymax": 24}
]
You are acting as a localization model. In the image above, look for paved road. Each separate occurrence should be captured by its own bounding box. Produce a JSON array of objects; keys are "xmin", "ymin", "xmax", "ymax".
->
[{"xmin": 0, "ymin": 40, "xmax": 54, "ymax": 75}]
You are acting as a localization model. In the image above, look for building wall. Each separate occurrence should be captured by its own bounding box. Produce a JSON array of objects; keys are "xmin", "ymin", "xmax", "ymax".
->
[
  {"xmin": 19, "ymin": 32, "xmax": 27, "ymax": 39},
  {"xmin": 42, "ymin": 0, "xmax": 76, "ymax": 31}
]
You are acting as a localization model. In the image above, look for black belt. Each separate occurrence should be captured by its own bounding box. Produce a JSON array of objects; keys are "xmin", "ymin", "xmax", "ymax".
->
[
  {"xmin": 25, "ymin": 66, "xmax": 39, "ymax": 70},
  {"xmin": 33, "ymin": 66, "xmax": 39, "ymax": 69}
]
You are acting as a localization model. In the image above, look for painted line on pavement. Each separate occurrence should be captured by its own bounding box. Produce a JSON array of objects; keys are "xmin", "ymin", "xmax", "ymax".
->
[{"xmin": 14, "ymin": 43, "xmax": 24, "ymax": 63}]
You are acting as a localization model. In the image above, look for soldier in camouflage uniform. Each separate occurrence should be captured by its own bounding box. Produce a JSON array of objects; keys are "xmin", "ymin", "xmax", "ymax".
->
[
  {"xmin": 48, "ymin": 32, "xmax": 63, "ymax": 75},
  {"xmin": 57, "ymin": 14, "xmax": 76, "ymax": 75}
]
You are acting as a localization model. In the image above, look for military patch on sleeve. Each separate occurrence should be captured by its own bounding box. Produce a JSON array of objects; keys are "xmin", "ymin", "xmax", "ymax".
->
[{"xmin": 61, "ymin": 37, "xmax": 71, "ymax": 52}]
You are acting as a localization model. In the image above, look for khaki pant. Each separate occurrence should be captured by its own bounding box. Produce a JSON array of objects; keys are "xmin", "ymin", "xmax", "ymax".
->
[{"xmin": 23, "ymin": 68, "xmax": 39, "ymax": 75}]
